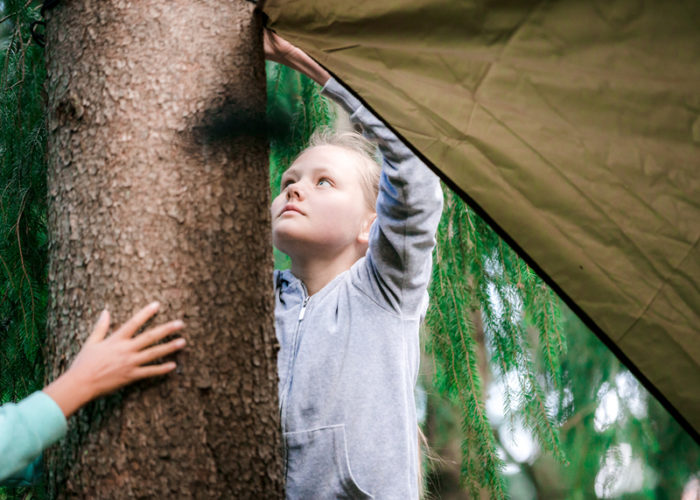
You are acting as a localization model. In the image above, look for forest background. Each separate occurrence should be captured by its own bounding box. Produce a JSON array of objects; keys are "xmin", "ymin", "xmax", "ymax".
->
[{"xmin": 0, "ymin": 1, "xmax": 698, "ymax": 498}]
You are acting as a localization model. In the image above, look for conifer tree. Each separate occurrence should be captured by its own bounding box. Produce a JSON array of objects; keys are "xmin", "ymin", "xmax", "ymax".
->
[{"xmin": 44, "ymin": 0, "xmax": 282, "ymax": 497}]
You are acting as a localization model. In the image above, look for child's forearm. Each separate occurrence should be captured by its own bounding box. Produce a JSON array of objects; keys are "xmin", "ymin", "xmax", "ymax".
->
[
  {"xmin": 284, "ymin": 47, "xmax": 330, "ymax": 86},
  {"xmin": 43, "ymin": 371, "xmax": 93, "ymax": 419},
  {"xmin": 264, "ymin": 30, "xmax": 330, "ymax": 86},
  {"xmin": 321, "ymin": 78, "xmax": 444, "ymax": 314},
  {"xmin": 0, "ymin": 392, "xmax": 66, "ymax": 485}
]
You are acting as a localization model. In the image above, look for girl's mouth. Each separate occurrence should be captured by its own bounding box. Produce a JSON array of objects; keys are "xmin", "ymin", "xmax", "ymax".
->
[{"xmin": 281, "ymin": 204, "xmax": 304, "ymax": 216}]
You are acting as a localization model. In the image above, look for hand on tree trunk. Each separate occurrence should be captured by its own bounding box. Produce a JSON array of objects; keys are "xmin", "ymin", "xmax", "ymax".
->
[{"xmin": 43, "ymin": 302, "xmax": 186, "ymax": 418}]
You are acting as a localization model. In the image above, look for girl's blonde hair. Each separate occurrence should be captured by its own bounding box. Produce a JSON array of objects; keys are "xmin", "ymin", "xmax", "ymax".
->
[{"xmin": 307, "ymin": 128, "xmax": 381, "ymax": 212}]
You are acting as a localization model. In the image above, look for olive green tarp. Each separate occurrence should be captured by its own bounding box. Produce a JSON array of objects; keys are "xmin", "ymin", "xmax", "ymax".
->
[{"xmin": 262, "ymin": 0, "xmax": 700, "ymax": 438}]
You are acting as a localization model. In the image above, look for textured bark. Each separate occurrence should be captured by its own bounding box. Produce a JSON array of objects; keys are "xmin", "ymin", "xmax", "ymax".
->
[{"xmin": 44, "ymin": 1, "xmax": 283, "ymax": 497}]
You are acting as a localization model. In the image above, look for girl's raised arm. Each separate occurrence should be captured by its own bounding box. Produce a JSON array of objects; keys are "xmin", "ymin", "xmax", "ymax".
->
[{"xmin": 263, "ymin": 29, "xmax": 443, "ymax": 315}]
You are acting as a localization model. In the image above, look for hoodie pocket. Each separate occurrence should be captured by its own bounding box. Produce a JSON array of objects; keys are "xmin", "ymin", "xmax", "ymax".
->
[{"xmin": 284, "ymin": 424, "xmax": 373, "ymax": 499}]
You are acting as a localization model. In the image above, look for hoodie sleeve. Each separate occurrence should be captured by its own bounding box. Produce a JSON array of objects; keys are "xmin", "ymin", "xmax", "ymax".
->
[
  {"xmin": 0, "ymin": 391, "xmax": 67, "ymax": 486},
  {"xmin": 321, "ymin": 77, "xmax": 443, "ymax": 316}
]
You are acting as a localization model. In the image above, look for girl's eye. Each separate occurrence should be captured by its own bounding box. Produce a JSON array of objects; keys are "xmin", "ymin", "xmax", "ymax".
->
[
  {"xmin": 282, "ymin": 179, "xmax": 294, "ymax": 188},
  {"xmin": 318, "ymin": 178, "xmax": 331, "ymax": 187}
]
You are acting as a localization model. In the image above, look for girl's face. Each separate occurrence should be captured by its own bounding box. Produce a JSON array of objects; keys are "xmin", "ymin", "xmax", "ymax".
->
[{"xmin": 271, "ymin": 145, "xmax": 375, "ymax": 261}]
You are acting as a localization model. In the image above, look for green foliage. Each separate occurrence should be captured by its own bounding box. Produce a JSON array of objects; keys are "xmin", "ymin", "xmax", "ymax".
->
[
  {"xmin": 425, "ymin": 188, "xmax": 567, "ymax": 498},
  {"xmin": 1, "ymin": 2, "xmax": 49, "ymax": 498},
  {"xmin": 0, "ymin": 0, "xmax": 47, "ymax": 404}
]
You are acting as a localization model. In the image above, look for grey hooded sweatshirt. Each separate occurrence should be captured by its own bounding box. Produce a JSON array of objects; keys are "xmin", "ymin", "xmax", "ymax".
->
[{"xmin": 275, "ymin": 77, "xmax": 443, "ymax": 499}]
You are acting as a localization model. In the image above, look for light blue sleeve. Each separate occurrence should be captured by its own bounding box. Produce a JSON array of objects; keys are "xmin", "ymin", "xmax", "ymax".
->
[
  {"xmin": 0, "ymin": 391, "xmax": 67, "ymax": 486},
  {"xmin": 321, "ymin": 77, "xmax": 443, "ymax": 317}
]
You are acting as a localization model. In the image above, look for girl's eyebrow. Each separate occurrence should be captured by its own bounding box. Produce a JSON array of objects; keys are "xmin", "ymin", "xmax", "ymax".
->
[
  {"xmin": 280, "ymin": 169, "xmax": 297, "ymax": 182},
  {"xmin": 283, "ymin": 165, "xmax": 335, "ymax": 179}
]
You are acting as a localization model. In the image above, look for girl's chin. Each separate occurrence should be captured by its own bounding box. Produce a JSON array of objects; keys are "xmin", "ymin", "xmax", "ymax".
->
[
  {"xmin": 272, "ymin": 234, "xmax": 332, "ymax": 260},
  {"xmin": 272, "ymin": 232, "xmax": 307, "ymax": 255}
]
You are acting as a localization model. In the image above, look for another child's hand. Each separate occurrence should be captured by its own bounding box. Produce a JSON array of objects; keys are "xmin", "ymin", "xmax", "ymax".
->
[{"xmin": 43, "ymin": 302, "xmax": 186, "ymax": 418}]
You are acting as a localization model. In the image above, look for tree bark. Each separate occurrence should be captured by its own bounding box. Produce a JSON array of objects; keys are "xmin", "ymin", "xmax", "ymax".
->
[{"xmin": 44, "ymin": 1, "xmax": 283, "ymax": 497}]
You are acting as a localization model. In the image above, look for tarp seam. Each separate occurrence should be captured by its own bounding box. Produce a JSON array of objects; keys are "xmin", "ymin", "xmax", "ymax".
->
[{"xmin": 618, "ymin": 235, "xmax": 700, "ymax": 343}]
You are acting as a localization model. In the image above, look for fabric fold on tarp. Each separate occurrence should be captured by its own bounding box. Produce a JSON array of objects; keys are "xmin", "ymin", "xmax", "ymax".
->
[{"xmin": 263, "ymin": 0, "xmax": 700, "ymax": 439}]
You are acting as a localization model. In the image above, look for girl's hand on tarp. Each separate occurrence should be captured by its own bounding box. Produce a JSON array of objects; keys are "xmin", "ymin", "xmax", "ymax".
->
[
  {"xmin": 263, "ymin": 28, "xmax": 330, "ymax": 86},
  {"xmin": 43, "ymin": 302, "xmax": 186, "ymax": 418},
  {"xmin": 263, "ymin": 28, "xmax": 297, "ymax": 65}
]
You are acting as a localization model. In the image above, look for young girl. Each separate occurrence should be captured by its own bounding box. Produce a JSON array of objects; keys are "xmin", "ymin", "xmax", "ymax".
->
[
  {"xmin": 0, "ymin": 302, "xmax": 186, "ymax": 486},
  {"xmin": 265, "ymin": 31, "xmax": 443, "ymax": 498}
]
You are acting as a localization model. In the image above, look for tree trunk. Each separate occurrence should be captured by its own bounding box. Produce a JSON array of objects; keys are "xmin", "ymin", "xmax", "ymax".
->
[{"xmin": 44, "ymin": 1, "xmax": 283, "ymax": 497}]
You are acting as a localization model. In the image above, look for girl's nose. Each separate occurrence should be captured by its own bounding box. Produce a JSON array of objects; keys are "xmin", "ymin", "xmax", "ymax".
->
[{"xmin": 286, "ymin": 182, "xmax": 304, "ymax": 200}]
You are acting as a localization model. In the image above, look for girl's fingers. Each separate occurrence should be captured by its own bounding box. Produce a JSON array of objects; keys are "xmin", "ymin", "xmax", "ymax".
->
[
  {"xmin": 133, "ymin": 337, "xmax": 186, "ymax": 366},
  {"xmin": 131, "ymin": 320, "xmax": 185, "ymax": 351},
  {"xmin": 85, "ymin": 309, "xmax": 110, "ymax": 345},
  {"xmin": 113, "ymin": 301, "xmax": 160, "ymax": 339},
  {"xmin": 133, "ymin": 362, "xmax": 177, "ymax": 380}
]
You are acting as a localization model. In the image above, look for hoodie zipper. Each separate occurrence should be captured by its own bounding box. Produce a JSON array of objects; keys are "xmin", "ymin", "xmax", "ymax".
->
[
  {"xmin": 280, "ymin": 283, "xmax": 309, "ymax": 433},
  {"xmin": 298, "ymin": 295, "xmax": 309, "ymax": 321}
]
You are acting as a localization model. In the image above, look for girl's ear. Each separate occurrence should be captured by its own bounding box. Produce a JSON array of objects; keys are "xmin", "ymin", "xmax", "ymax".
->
[{"xmin": 357, "ymin": 212, "xmax": 377, "ymax": 245}]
